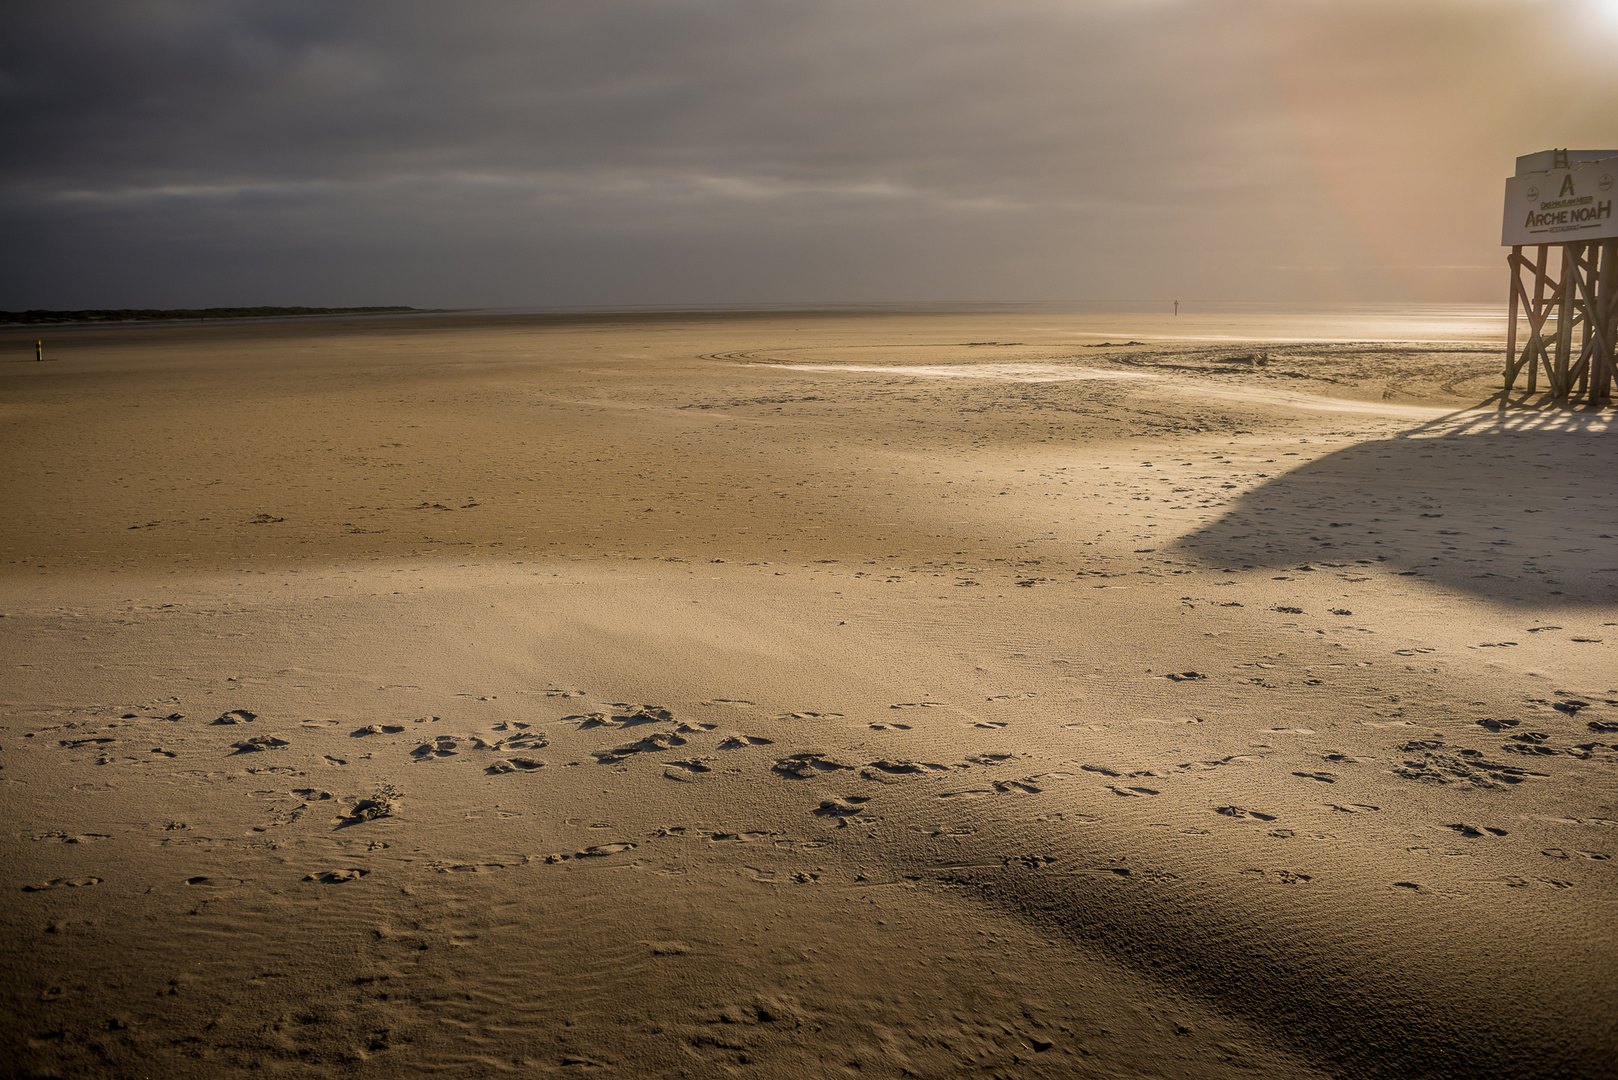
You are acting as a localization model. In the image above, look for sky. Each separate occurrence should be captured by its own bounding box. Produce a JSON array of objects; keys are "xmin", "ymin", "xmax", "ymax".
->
[{"xmin": 2, "ymin": 0, "xmax": 1616, "ymax": 310}]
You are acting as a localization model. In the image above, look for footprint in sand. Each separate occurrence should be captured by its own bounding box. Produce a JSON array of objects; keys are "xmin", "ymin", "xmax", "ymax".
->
[
  {"xmin": 1014, "ymin": 854, "xmax": 1059, "ymax": 869},
  {"xmin": 339, "ymin": 788, "xmax": 401, "ymax": 825},
  {"xmin": 1177, "ymin": 755, "xmax": 1261, "ymax": 771},
  {"xmin": 1215, "ymin": 805, "xmax": 1277, "ymax": 821},
  {"xmin": 1080, "ymin": 763, "xmax": 1123, "ymax": 777},
  {"xmin": 352, "ymin": 724, "xmax": 406, "ymax": 736},
  {"xmin": 594, "ymin": 732, "xmax": 688, "ymax": 764},
  {"xmin": 771, "ymin": 753, "xmax": 854, "ymax": 778},
  {"xmin": 23, "ymin": 877, "xmax": 102, "ymax": 891},
  {"xmin": 436, "ymin": 863, "xmax": 508, "ymax": 874},
  {"xmin": 32, "ymin": 832, "xmax": 111, "ymax": 844},
  {"xmin": 411, "ymin": 736, "xmax": 461, "ymax": 759},
  {"xmin": 486, "ymin": 757, "xmax": 546, "ymax": 774},
  {"xmin": 229, "ymin": 735, "xmax": 290, "ymax": 755},
  {"xmin": 304, "ymin": 869, "xmax": 370, "ymax": 884},
  {"xmin": 1442, "ymin": 823, "xmax": 1508, "ymax": 838},
  {"xmin": 972, "ymin": 720, "xmax": 1010, "ymax": 730},
  {"xmin": 542, "ymin": 843, "xmax": 637, "ymax": 863},
  {"xmin": 1292, "ymin": 771, "xmax": 1338, "ymax": 783},
  {"xmin": 57, "ymin": 737, "xmax": 116, "ymax": 749},
  {"xmin": 993, "ymin": 779, "xmax": 1044, "ymax": 794},
  {"xmin": 701, "ymin": 699, "xmax": 756, "ymax": 707},
  {"xmin": 719, "ymin": 735, "xmax": 774, "ymax": 749},
  {"xmin": 1327, "ymin": 803, "xmax": 1380, "ymax": 813},
  {"xmin": 868, "ymin": 722, "xmax": 912, "ymax": 731},
  {"xmin": 813, "ymin": 795, "xmax": 872, "ymax": 820},
  {"xmin": 213, "ymin": 710, "xmax": 258, "ymax": 725},
  {"xmin": 889, "ymin": 703, "xmax": 947, "ymax": 710},
  {"xmin": 1108, "ymin": 785, "xmax": 1160, "ymax": 797},
  {"xmin": 646, "ymin": 940, "xmax": 690, "ymax": 957},
  {"xmin": 491, "ymin": 731, "xmax": 548, "ymax": 751},
  {"xmin": 663, "ymin": 759, "xmax": 713, "ymax": 780},
  {"xmin": 184, "ymin": 876, "xmax": 245, "ymax": 888},
  {"xmin": 778, "ymin": 711, "xmax": 844, "ymax": 720},
  {"xmin": 863, "ymin": 759, "xmax": 952, "ymax": 776},
  {"xmin": 621, "ymin": 706, "xmax": 676, "ymax": 727}
]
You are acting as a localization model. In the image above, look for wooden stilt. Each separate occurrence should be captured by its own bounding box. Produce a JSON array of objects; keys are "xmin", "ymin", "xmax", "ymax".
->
[
  {"xmin": 1554, "ymin": 244, "xmax": 1575, "ymax": 398},
  {"xmin": 1598, "ymin": 238, "xmax": 1611, "ymax": 399},
  {"xmin": 1576, "ymin": 244, "xmax": 1592, "ymax": 399},
  {"xmin": 1594, "ymin": 239, "xmax": 1617, "ymax": 402},
  {"xmin": 1504, "ymin": 244, "xmax": 1521, "ymax": 403},
  {"xmin": 1528, "ymin": 245, "xmax": 1547, "ymax": 395},
  {"xmin": 1563, "ymin": 241, "xmax": 1614, "ymax": 406}
]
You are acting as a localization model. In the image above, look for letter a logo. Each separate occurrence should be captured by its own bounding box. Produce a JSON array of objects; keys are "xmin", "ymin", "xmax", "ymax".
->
[{"xmin": 1560, "ymin": 174, "xmax": 1577, "ymax": 197}]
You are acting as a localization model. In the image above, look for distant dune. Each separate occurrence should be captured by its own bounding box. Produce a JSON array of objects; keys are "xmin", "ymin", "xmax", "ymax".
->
[{"xmin": 2, "ymin": 305, "xmax": 421, "ymax": 325}]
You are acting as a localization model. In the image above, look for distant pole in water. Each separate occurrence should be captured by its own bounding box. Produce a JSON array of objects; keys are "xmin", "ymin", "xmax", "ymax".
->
[
  {"xmin": 36, "ymin": 340, "xmax": 42, "ymax": 361},
  {"xmin": 1173, "ymin": 300, "xmax": 1178, "ymax": 316}
]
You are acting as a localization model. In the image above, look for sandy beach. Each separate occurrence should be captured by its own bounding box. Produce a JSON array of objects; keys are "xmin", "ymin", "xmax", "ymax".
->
[{"xmin": 1, "ymin": 309, "xmax": 1614, "ymax": 1079}]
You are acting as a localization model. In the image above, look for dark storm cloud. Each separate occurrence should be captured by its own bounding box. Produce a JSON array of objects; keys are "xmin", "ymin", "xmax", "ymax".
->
[
  {"xmin": 5, "ymin": 3, "xmax": 1262, "ymax": 192},
  {"xmin": 2, "ymin": 0, "xmax": 1614, "ymax": 307}
]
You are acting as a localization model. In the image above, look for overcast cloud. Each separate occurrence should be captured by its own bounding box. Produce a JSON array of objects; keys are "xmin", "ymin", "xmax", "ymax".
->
[{"xmin": 2, "ymin": 0, "xmax": 1615, "ymax": 309}]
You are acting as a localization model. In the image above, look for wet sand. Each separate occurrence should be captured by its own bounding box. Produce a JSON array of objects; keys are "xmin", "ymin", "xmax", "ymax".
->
[{"xmin": 1, "ymin": 311, "xmax": 1614, "ymax": 1078}]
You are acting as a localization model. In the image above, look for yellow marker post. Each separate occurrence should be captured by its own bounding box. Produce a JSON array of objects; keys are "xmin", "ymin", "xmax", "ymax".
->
[{"xmin": 36, "ymin": 340, "xmax": 43, "ymax": 361}]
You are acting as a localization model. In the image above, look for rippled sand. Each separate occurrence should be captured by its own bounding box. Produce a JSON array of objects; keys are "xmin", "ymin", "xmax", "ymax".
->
[{"xmin": 1, "ymin": 310, "xmax": 1613, "ymax": 1079}]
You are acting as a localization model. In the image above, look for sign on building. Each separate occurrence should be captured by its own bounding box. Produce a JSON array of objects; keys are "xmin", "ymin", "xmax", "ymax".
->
[{"xmin": 1502, "ymin": 152, "xmax": 1618, "ymax": 246}]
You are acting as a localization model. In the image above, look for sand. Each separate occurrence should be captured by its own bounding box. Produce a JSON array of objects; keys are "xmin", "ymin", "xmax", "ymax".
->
[{"xmin": 1, "ymin": 310, "xmax": 1614, "ymax": 1079}]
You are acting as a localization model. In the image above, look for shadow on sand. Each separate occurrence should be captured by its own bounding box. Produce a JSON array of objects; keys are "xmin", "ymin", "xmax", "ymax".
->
[{"xmin": 1174, "ymin": 409, "xmax": 1618, "ymax": 606}]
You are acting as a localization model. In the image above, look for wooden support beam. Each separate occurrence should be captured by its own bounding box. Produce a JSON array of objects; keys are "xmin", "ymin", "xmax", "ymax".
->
[
  {"xmin": 1528, "ymin": 244, "xmax": 1548, "ymax": 394},
  {"xmin": 1596, "ymin": 239, "xmax": 1618, "ymax": 402},
  {"xmin": 1555, "ymin": 244, "xmax": 1576, "ymax": 398},
  {"xmin": 1504, "ymin": 245, "xmax": 1521, "ymax": 400},
  {"xmin": 1564, "ymin": 240, "xmax": 1618, "ymax": 406},
  {"xmin": 1500, "ymin": 234, "xmax": 1616, "ymax": 410},
  {"xmin": 1568, "ymin": 243, "xmax": 1599, "ymax": 401},
  {"xmin": 1574, "ymin": 244, "xmax": 1592, "ymax": 399},
  {"xmin": 1506, "ymin": 248, "xmax": 1563, "ymax": 392}
]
